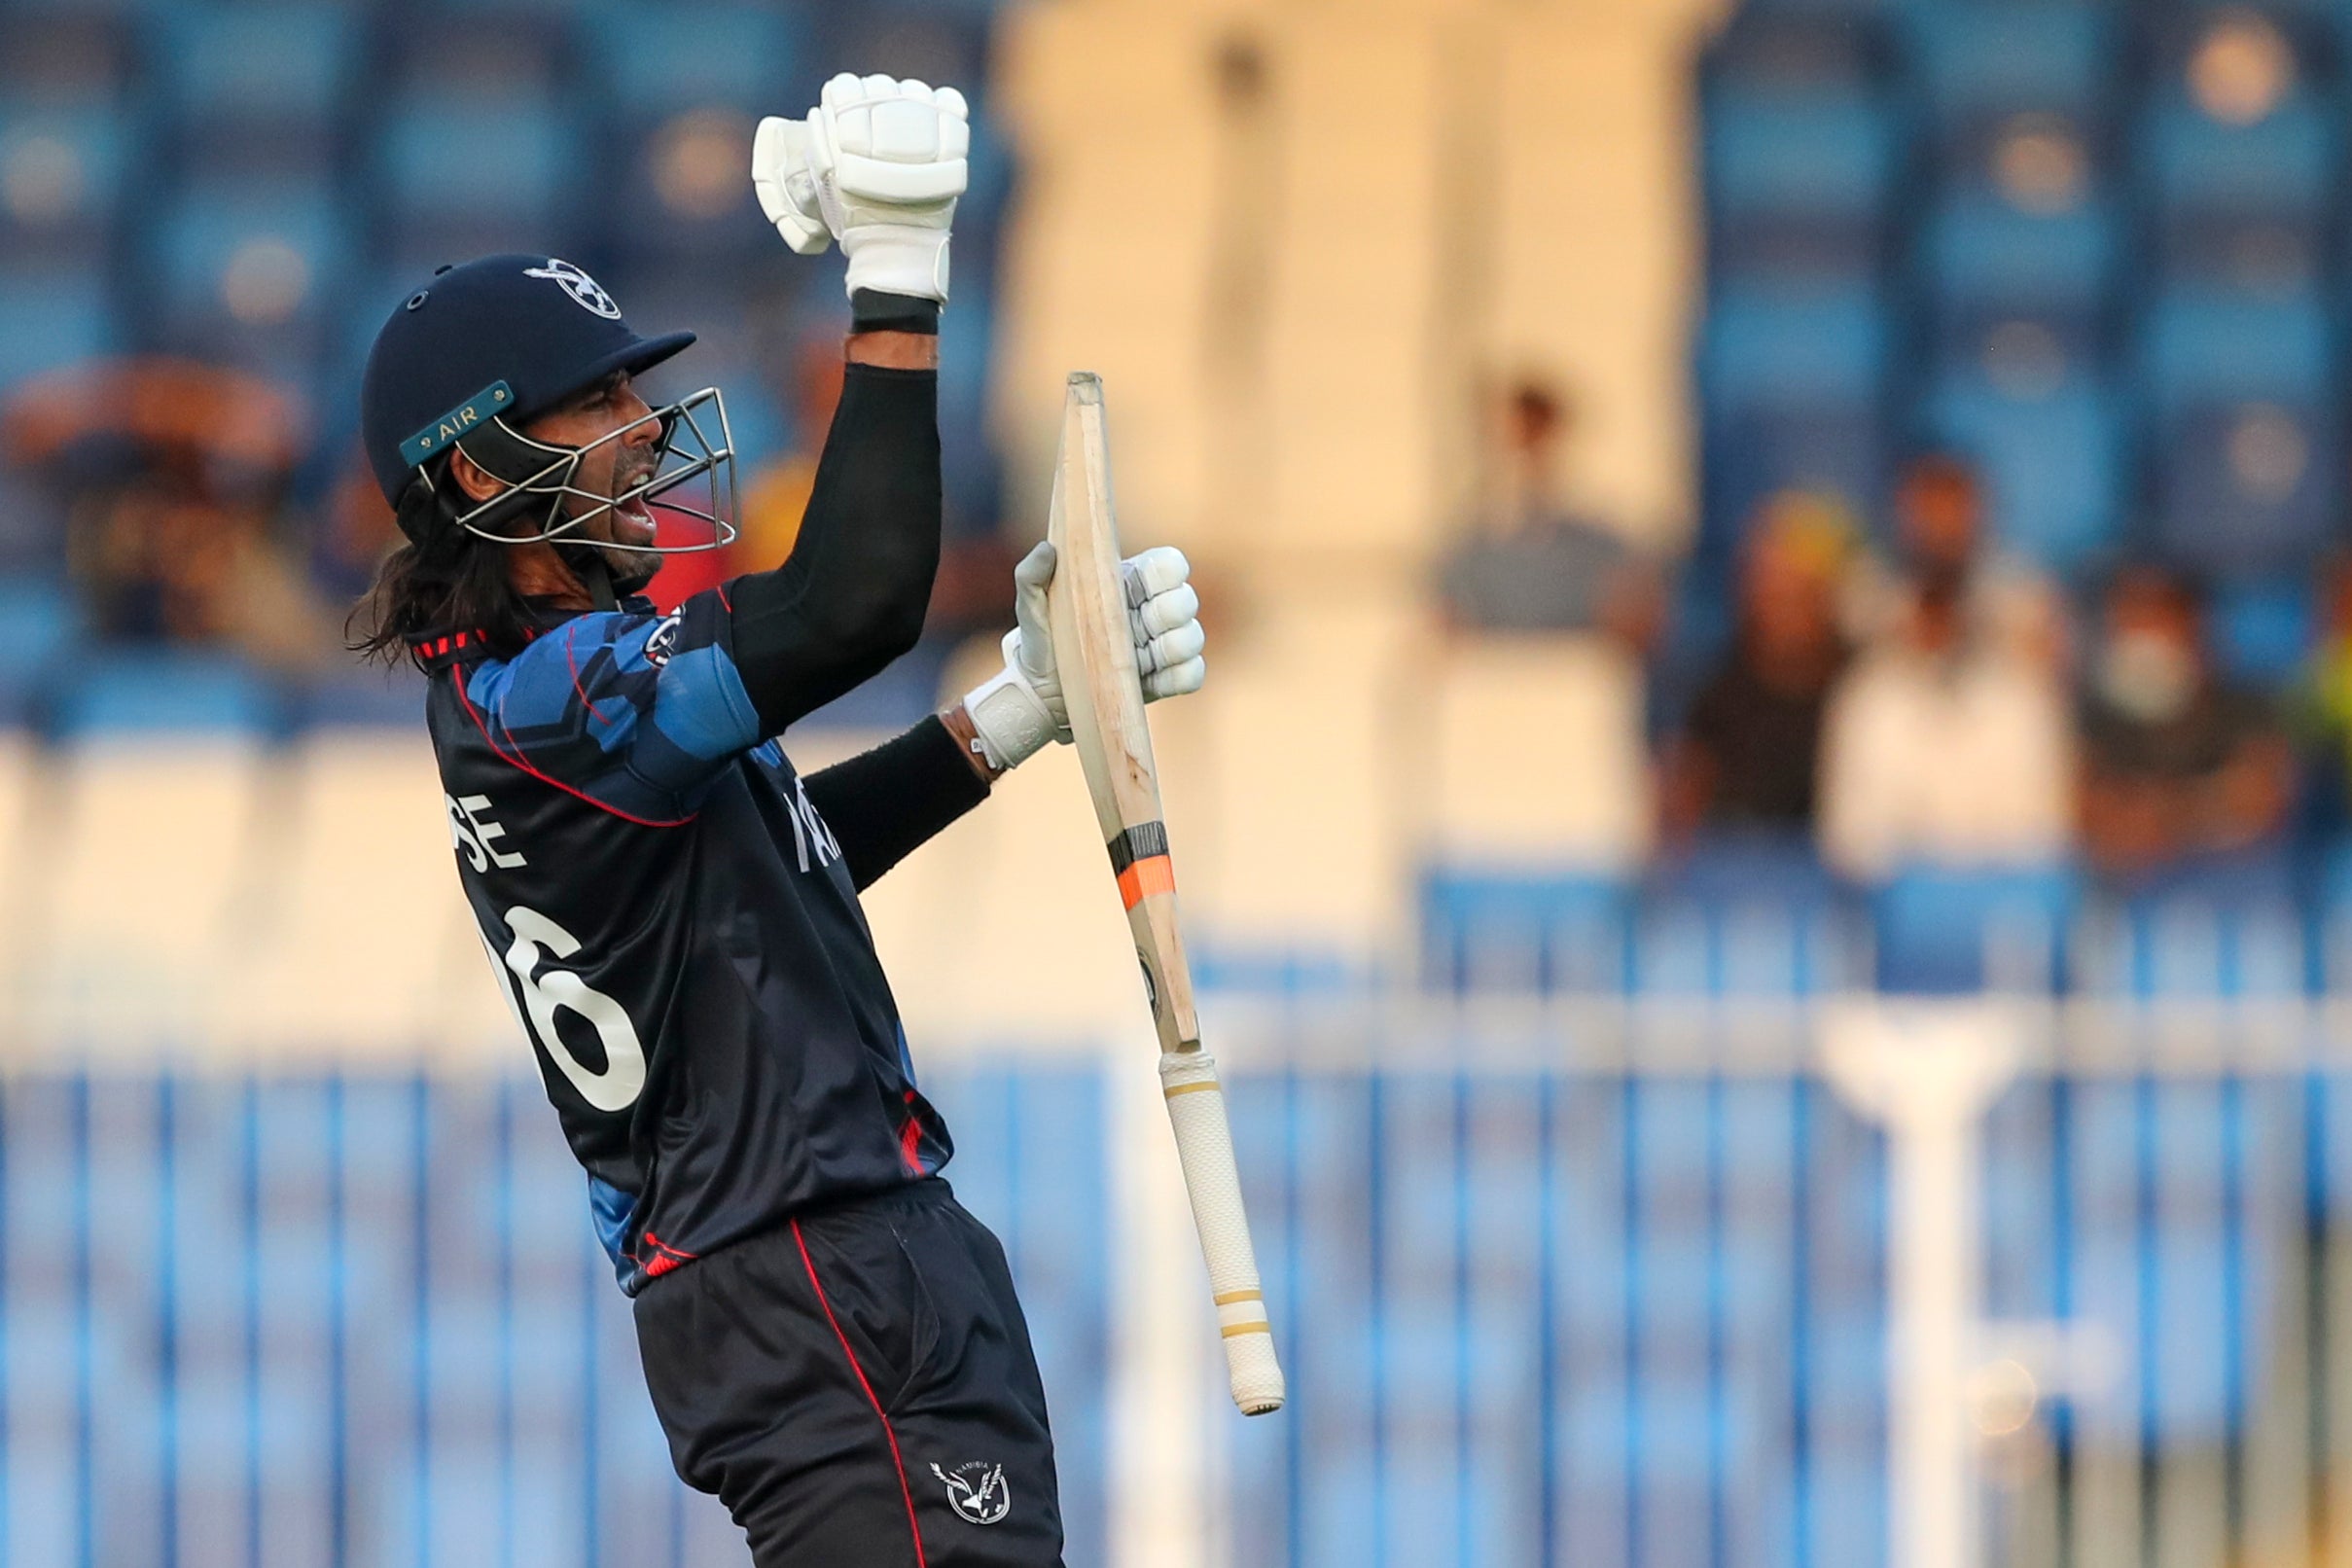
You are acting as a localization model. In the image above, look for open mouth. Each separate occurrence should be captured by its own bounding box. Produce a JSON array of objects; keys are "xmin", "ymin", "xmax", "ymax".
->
[{"xmin": 613, "ymin": 480, "xmax": 659, "ymax": 544}]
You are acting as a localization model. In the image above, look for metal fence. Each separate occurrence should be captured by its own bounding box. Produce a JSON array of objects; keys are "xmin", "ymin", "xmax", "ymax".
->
[
  {"xmin": 0, "ymin": 1068, "xmax": 1109, "ymax": 1568},
  {"xmin": 7, "ymin": 1003, "xmax": 2352, "ymax": 1567}
]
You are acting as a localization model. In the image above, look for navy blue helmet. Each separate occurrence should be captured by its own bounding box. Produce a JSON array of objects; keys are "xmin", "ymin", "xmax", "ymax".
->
[{"xmin": 359, "ymin": 254, "xmax": 735, "ymax": 557}]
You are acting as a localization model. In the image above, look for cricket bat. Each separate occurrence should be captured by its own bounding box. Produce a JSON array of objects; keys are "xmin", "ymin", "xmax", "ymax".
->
[{"xmin": 1045, "ymin": 372, "xmax": 1286, "ymax": 1417}]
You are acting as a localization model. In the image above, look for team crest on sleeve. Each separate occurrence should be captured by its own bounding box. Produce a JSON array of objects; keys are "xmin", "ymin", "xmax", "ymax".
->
[
  {"xmin": 642, "ymin": 611, "xmax": 683, "ymax": 668},
  {"xmin": 930, "ymin": 1461, "xmax": 1010, "ymax": 1525},
  {"xmin": 523, "ymin": 258, "xmax": 622, "ymax": 320}
]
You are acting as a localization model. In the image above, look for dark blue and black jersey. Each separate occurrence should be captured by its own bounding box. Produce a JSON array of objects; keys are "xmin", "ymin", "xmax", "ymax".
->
[{"xmin": 414, "ymin": 363, "xmax": 991, "ymax": 1295}]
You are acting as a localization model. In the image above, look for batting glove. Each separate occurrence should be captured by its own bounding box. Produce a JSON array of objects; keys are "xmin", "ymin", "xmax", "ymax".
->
[
  {"xmin": 750, "ymin": 116, "xmax": 831, "ymax": 255},
  {"xmin": 756, "ymin": 74, "xmax": 968, "ymax": 303},
  {"xmin": 963, "ymin": 542, "xmax": 1208, "ymax": 773}
]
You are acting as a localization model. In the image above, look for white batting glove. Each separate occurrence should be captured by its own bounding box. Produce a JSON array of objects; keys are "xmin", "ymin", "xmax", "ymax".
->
[
  {"xmin": 963, "ymin": 542, "xmax": 1207, "ymax": 773},
  {"xmin": 768, "ymin": 73, "xmax": 968, "ymax": 303},
  {"xmin": 750, "ymin": 116, "xmax": 832, "ymax": 255}
]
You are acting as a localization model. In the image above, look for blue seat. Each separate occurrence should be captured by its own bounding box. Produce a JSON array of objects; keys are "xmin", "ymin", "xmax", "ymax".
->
[
  {"xmin": 2143, "ymin": 291, "xmax": 2335, "ymax": 410},
  {"xmin": 1701, "ymin": 285, "xmax": 1891, "ymax": 534},
  {"xmin": 1706, "ymin": 8, "xmax": 1893, "ymax": 87},
  {"xmin": 1703, "ymin": 285, "xmax": 1889, "ymax": 408},
  {"xmin": 5, "ymin": 0, "xmax": 165, "ymax": 20},
  {"xmin": 2144, "ymin": 93, "xmax": 2337, "ymax": 228},
  {"xmin": 163, "ymin": 6, "xmax": 358, "ymax": 128},
  {"xmin": 2142, "ymin": 290, "xmax": 2336, "ymax": 576},
  {"xmin": 2214, "ymin": 579, "xmax": 2313, "ymax": 684},
  {"xmin": 1701, "ymin": 6, "xmax": 1897, "ymax": 270},
  {"xmin": 152, "ymin": 184, "xmax": 356, "ymax": 334},
  {"xmin": 1872, "ymin": 864, "xmax": 2081, "ymax": 994},
  {"xmin": 2154, "ymin": 399, "xmax": 2338, "ymax": 578},
  {"xmin": 0, "ymin": 267, "xmax": 110, "ymax": 388},
  {"xmin": 1420, "ymin": 870, "xmax": 1630, "ymax": 994},
  {"xmin": 0, "ymin": 17, "xmax": 135, "ymax": 110},
  {"xmin": 46, "ymin": 652, "xmax": 284, "ymax": 737},
  {"xmin": 1705, "ymin": 90, "xmax": 1900, "ymax": 274},
  {"xmin": 0, "ymin": 576, "xmax": 80, "ymax": 718},
  {"xmin": 301, "ymin": 667, "xmax": 430, "ymax": 728},
  {"xmin": 1919, "ymin": 194, "xmax": 2119, "ymax": 321},
  {"xmin": 0, "ymin": 105, "xmax": 126, "ymax": 245},
  {"xmin": 1908, "ymin": 5, "xmax": 2116, "ymax": 131},
  {"xmin": 380, "ymin": 99, "xmax": 575, "ymax": 228},
  {"xmin": 1921, "ymin": 371, "xmax": 2124, "ymax": 573},
  {"xmin": 2318, "ymin": 838, "xmax": 2352, "ymax": 914},
  {"xmin": 592, "ymin": 7, "xmax": 803, "ymax": 113}
]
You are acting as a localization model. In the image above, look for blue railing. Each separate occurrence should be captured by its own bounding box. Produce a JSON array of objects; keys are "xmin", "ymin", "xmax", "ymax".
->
[
  {"xmin": 0, "ymin": 1067, "xmax": 1109, "ymax": 1568},
  {"xmin": 7, "ymin": 1014, "xmax": 2348, "ymax": 1567}
]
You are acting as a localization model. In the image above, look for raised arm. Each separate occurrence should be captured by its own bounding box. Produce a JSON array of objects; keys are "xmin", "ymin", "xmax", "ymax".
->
[
  {"xmin": 724, "ymin": 329, "xmax": 943, "ymax": 736},
  {"xmin": 730, "ymin": 73, "xmax": 970, "ymax": 735}
]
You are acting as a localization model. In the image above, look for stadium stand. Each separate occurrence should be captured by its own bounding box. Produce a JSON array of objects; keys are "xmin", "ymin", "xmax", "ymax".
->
[{"xmin": 15, "ymin": 0, "xmax": 2352, "ymax": 1561}]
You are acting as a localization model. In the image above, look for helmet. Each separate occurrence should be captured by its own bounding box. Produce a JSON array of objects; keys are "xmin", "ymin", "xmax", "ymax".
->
[{"xmin": 359, "ymin": 254, "xmax": 737, "ymax": 570}]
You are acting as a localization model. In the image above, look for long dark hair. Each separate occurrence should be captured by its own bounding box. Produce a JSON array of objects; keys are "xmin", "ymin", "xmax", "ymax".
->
[{"xmin": 347, "ymin": 471, "xmax": 543, "ymax": 668}]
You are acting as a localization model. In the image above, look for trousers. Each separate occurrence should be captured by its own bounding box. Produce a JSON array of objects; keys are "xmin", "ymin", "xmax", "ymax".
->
[{"xmin": 635, "ymin": 1179, "xmax": 1067, "ymax": 1567}]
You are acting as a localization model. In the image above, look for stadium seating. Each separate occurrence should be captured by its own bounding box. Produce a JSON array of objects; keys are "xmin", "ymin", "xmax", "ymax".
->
[
  {"xmin": 1908, "ymin": 3, "xmax": 2118, "ymax": 144},
  {"xmin": 160, "ymin": 4, "xmax": 360, "ymax": 145},
  {"xmin": 1920, "ymin": 367, "xmax": 2125, "ymax": 572},
  {"xmin": 0, "ymin": 267, "xmax": 114, "ymax": 388},
  {"xmin": 1699, "ymin": 282, "xmax": 1892, "ymax": 540}
]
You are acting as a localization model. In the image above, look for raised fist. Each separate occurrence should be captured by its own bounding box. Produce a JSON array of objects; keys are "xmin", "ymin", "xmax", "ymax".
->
[{"xmin": 753, "ymin": 74, "xmax": 969, "ymax": 303}]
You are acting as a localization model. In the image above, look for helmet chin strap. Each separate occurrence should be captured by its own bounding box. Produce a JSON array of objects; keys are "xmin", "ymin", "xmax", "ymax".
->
[{"xmin": 557, "ymin": 542, "xmax": 657, "ymax": 611}]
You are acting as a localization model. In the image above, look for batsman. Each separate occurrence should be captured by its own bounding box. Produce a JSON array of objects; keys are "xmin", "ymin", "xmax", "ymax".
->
[{"xmin": 353, "ymin": 76, "xmax": 1205, "ymax": 1566}]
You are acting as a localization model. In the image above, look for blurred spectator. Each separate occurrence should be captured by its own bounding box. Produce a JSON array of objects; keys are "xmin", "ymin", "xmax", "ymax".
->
[
  {"xmin": 1658, "ymin": 491, "xmax": 1853, "ymax": 844},
  {"xmin": 2190, "ymin": 10, "xmax": 2294, "ymax": 126},
  {"xmin": 2078, "ymin": 565, "xmax": 2293, "ymax": 877},
  {"xmin": 313, "ymin": 444, "xmax": 402, "ymax": 605},
  {"xmin": 2292, "ymin": 554, "xmax": 2352, "ymax": 836},
  {"xmin": 1849, "ymin": 451, "xmax": 2062, "ymax": 668},
  {"xmin": 4, "ymin": 358, "xmax": 334, "ymax": 669},
  {"xmin": 1435, "ymin": 378, "xmax": 1662, "ymax": 652},
  {"xmin": 1818, "ymin": 572, "xmax": 2074, "ymax": 881}
]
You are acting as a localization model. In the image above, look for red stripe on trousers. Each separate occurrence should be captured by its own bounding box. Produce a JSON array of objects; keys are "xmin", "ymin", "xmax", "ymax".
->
[{"xmin": 790, "ymin": 1218, "xmax": 929, "ymax": 1567}]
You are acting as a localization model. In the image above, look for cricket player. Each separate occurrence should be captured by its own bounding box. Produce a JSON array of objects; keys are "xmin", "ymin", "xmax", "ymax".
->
[{"xmin": 352, "ymin": 76, "xmax": 1205, "ymax": 1565}]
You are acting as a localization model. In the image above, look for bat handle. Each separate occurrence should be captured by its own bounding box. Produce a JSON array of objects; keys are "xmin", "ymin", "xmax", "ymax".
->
[{"xmin": 1158, "ymin": 1051, "xmax": 1287, "ymax": 1415}]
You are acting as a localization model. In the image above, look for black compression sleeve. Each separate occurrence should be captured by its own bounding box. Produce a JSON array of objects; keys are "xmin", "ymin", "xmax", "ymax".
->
[
  {"xmin": 802, "ymin": 716, "xmax": 990, "ymax": 891},
  {"xmin": 726, "ymin": 363, "xmax": 942, "ymax": 736}
]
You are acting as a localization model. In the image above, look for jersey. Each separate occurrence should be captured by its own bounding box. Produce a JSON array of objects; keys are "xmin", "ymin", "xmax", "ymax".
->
[{"xmin": 416, "ymin": 590, "xmax": 953, "ymax": 1295}]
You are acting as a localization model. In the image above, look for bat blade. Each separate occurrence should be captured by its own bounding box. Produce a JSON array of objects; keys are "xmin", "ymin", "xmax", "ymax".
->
[{"xmin": 1044, "ymin": 372, "xmax": 1286, "ymax": 1416}]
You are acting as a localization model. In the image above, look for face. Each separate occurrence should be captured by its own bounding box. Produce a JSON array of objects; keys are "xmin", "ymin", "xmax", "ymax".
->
[
  {"xmin": 2106, "ymin": 573, "xmax": 2198, "ymax": 655},
  {"xmin": 2095, "ymin": 573, "xmax": 2205, "ymax": 723},
  {"xmin": 1742, "ymin": 533, "xmax": 1835, "ymax": 655},
  {"xmin": 1897, "ymin": 466, "xmax": 1981, "ymax": 570},
  {"xmin": 521, "ymin": 372, "xmax": 664, "ymax": 568},
  {"xmin": 451, "ymin": 371, "xmax": 666, "ymax": 588}
]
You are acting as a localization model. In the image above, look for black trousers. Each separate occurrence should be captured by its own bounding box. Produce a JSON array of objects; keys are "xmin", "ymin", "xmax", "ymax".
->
[{"xmin": 634, "ymin": 1180, "xmax": 1068, "ymax": 1567}]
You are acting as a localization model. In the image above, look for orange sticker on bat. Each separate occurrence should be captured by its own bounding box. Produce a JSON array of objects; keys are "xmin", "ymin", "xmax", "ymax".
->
[{"xmin": 1117, "ymin": 854, "xmax": 1176, "ymax": 909}]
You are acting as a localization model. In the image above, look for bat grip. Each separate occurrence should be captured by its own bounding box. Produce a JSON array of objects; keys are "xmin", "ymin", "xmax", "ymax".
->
[{"xmin": 1158, "ymin": 1051, "xmax": 1287, "ymax": 1415}]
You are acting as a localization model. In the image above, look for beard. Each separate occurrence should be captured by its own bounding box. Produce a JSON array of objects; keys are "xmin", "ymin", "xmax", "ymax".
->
[{"xmin": 574, "ymin": 452, "xmax": 664, "ymax": 592}]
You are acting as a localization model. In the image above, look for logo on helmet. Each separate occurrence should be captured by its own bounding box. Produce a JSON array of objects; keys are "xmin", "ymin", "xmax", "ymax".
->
[{"xmin": 523, "ymin": 258, "xmax": 622, "ymax": 320}]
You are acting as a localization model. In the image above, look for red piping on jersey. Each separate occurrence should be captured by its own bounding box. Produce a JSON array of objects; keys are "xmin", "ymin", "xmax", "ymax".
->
[
  {"xmin": 792, "ymin": 1218, "xmax": 929, "ymax": 1568},
  {"xmin": 637, "ymin": 1230, "xmax": 697, "ymax": 1280},
  {"xmin": 557, "ymin": 620, "xmax": 616, "ymax": 731},
  {"xmin": 445, "ymin": 663, "xmax": 697, "ymax": 830},
  {"xmin": 899, "ymin": 1090, "xmax": 926, "ymax": 1177}
]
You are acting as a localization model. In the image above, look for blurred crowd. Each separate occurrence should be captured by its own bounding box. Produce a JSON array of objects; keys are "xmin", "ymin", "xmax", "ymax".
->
[
  {"xmin": 0, "ymin": 328, "xmax": 1013, "ymax": 693},
  {"xmin": 1436, "ymin": 374, "xmax": 2352, "ymax": 891}
]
